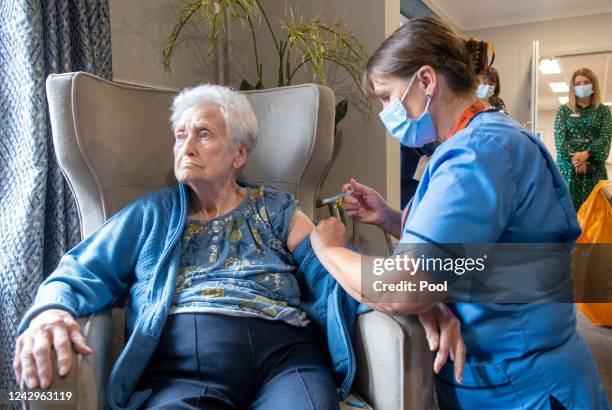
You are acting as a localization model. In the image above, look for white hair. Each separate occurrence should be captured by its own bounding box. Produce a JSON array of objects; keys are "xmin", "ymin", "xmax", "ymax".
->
[{"xmin": 170, "ymin": 84, "xmax": 258, "ymax": 153}]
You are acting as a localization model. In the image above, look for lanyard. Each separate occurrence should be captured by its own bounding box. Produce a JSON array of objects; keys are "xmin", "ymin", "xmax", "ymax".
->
[
  {"xmin": 448, "ymin": 101, "xmax": 487, "ymax": 138},
  {"xmin": 400, "ymin": 101, "xmax": 487, "ymax": 234}
]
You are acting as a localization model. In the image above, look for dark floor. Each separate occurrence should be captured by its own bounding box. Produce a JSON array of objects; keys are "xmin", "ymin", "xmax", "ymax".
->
[{"xmin": 576, "ymin": 310, "xmax": 612, "ymax": 404}]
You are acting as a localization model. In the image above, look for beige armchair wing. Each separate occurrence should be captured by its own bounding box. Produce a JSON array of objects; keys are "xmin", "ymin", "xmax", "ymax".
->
[{"xmin": 25, "ymin": 72, "xmax": 433, "ymax": 410}]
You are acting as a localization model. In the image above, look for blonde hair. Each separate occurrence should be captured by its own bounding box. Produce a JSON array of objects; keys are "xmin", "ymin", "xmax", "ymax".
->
[{"xmin": 568, "ymin": 67, "xmax": 602, "ymax": 112}]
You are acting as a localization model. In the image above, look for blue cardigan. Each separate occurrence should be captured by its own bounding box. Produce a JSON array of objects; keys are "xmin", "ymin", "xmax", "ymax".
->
[{"xmin": 18, "ymin": 184, "xmax": 365, "ymax": 409}]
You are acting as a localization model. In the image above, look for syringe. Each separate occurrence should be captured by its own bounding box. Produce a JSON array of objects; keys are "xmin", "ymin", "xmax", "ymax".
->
[
  {"xmin": 316, "ymin": 189, "xmax": 354, "ymax": 224},
  {"xmin": 318, "ymin": 189, "xmax": 354, "ymax": 206}
]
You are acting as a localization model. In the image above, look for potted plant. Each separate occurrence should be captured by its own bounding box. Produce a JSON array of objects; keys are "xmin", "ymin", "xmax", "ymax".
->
[{"xmin": 163, "ymin": 0, "xmax": 369, "ymax": 128}]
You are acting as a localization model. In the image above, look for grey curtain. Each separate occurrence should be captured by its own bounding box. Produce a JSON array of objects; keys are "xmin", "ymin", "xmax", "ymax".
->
[{"xmin": 0, "ymin": 0, "xmax": 112, "ymax": 396}]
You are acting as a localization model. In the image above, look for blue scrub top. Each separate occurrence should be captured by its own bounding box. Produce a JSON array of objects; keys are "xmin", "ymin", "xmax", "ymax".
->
[{"xmin": 400, "ymin": 111, "xmax": 610, "ymax": 409}]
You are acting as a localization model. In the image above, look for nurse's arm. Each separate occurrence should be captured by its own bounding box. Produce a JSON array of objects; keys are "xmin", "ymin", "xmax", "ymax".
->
[
  {"xmin": 311, "ymin": 218, "xmax": 464, "ymax": 383},
  {"xmin": 316, "ymin": 246, "xmax": 442, "ymax": 314},
  {"xmin": 310, "ymin": 219, "xmax": 446, "ymax": 315},
  {"xmin": 377, "ymin": 206, "xmax": 403, "ymax": 239}
]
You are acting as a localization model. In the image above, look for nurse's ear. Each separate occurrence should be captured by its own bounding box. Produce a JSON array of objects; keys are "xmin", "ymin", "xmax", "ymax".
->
[{"xmin": 416, "ymin": 65, "xmax": 438, "ymax": 98}]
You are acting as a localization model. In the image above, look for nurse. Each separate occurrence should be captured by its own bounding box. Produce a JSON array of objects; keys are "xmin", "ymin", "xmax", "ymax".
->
[{"xmin": 310, "ymin": 17, "xmax": 610, "ymax": 409}]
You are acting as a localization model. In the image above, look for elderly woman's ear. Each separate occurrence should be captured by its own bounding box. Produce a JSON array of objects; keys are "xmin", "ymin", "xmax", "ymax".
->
[{"xmin": 233, "ymin": 146, "xmax": 247, "ymax": 169}]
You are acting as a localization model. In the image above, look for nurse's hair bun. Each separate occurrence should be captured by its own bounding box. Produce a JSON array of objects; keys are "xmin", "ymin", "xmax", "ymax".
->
[
  {"xmin": 363, "ymin": 17, "xmax": 486, "ymax": 97},
  {"xmin": 465, "ymin": 38, "xmax": 495, "ymax": 75}
]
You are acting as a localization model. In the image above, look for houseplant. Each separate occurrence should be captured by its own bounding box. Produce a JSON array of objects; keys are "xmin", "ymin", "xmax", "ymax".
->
[{"xmin": 163, "ymin": 0, "xmax": 368, "ymax": 128}]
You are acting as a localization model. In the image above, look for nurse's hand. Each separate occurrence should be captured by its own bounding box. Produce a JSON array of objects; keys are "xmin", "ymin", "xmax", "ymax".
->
[
  {"xmin": 311, "ymin": 217, "xmax": 347, "ymax": 253},
  {"xmin": 418, "ymin": 304, "xmax": 466, "ymax": 384},
  {"xmin": 14, "ymin": 309, "xmax": 93, "ymax": 389},
  {"xmin": 342, "ymin": 179, "xmax": 387, "ymax": 226},
  {"xmin": 342, "ymin": 179, "xmax": 401, "ymax": 238}
]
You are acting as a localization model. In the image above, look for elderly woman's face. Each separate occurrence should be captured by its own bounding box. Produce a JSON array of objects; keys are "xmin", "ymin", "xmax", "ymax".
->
[{"xmin": 173, "ymin": 103, "xmax": 245, "ymax": 187}]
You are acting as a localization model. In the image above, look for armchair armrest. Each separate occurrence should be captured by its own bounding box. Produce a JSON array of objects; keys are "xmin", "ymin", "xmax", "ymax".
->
[
  {"xmin": 353, "ymin": 310, "xmax": 433, "ymax": 410},
  {"xmin": 24, "ymin": 309, "xmax": 112, "ymax": 410}
]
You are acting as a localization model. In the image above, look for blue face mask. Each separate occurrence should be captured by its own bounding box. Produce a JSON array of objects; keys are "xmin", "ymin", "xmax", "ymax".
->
[
  {"xmin": 575, "ymin": 84, "xmax": 593, "ymax": 99},
  {"xmin": 378, "ymin": 73, "xmax": 437, "ymax": 148},
  {"xmin": 476, "ymin": 83, "xmax": 495, "ymax": 99}
]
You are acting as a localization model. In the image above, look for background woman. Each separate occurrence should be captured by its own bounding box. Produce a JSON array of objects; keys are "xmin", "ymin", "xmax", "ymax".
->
[
  {"xmin": 477, "ymin": 67, "xmax": 507, "ymax": 112},
  {"xmin": 554, "ymin": 67, "xmax": 612, "ymax": 210}
]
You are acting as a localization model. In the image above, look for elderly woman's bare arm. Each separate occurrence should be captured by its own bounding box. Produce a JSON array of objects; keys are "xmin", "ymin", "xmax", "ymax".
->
[{"xmin": 286, "ymin": 210, "xmax": 315, "ymax": 253}]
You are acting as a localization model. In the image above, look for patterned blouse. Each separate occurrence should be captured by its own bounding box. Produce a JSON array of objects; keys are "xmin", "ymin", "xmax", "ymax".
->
[
  {"xmin": 554, "ymin": 103, "xmax": 612, "ymax": 210},
  {"xmin": 170, "ymin": 185, "xmax": 309, "ymax": 327}
]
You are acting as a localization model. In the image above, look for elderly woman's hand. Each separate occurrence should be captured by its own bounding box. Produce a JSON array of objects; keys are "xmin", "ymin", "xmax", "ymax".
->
[
  {"xmin": 14, "ymin": 309, "xmax": 93, "ymax": 389},
  {"xmin": 418, "ymin": 303, "xmax": 466, "ymax": 384}
]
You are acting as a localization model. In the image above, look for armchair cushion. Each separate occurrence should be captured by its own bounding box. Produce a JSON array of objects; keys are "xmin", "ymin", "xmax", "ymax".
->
[{"xmin": 354, "ymin": 312, "xmax": 434, "ymax": 410}]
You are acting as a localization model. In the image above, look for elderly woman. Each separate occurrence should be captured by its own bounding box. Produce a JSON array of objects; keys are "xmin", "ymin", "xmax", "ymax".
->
[{"xmin": 13, "ymin": 85, "xmax": 338, "ymax": 410}]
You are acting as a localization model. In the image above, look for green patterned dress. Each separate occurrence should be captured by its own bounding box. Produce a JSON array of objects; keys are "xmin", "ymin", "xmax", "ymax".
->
[{"xmin": 554, "ymin": 103, "xmax": 612, "ymax": 210}]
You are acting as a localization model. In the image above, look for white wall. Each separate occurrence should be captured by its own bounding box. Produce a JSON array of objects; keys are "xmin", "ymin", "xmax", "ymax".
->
[
  {"xmin": 467, "ymin": 13, "xmax": 612, "ymax": 126},
  {"xmin": 109, "ymin": 0, "xmax": 400, "ymax": 254},
  {"xmin": 537, "ymin": 109, "xmax": 557, "ymax": 160}
]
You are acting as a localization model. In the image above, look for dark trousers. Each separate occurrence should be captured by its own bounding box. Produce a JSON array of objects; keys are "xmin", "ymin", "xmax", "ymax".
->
[{"xmin": 138, "ymin": 313, "xmax": 339, "ymax": 410}]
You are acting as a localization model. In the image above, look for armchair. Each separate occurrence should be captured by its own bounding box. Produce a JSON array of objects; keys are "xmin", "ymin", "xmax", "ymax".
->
[{"xmin": 26, "ymin": 72, "xmax": 433, "ymax": 409}]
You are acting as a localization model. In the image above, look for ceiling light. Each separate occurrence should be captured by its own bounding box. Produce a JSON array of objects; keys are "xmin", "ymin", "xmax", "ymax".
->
[
  {"xmin": 539, "ymin": 59, "xmax": 561, "ymax": 75},
  {"xmin": 549, "ymin": 82, "xmax": 569, "ymax": 93},
  {"xmin": 558, "ymin": 96, "xmax": 569, "ymax": 105}
]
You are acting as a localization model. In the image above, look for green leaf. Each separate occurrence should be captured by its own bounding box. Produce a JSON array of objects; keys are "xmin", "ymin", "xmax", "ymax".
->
[
  {"xmin": 240, "ymin": 79, "xmax": 254, "ymax": 91},
  {"xmin": 335, "ymin": 99, "xmax": 348, "ymax": 129}
]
